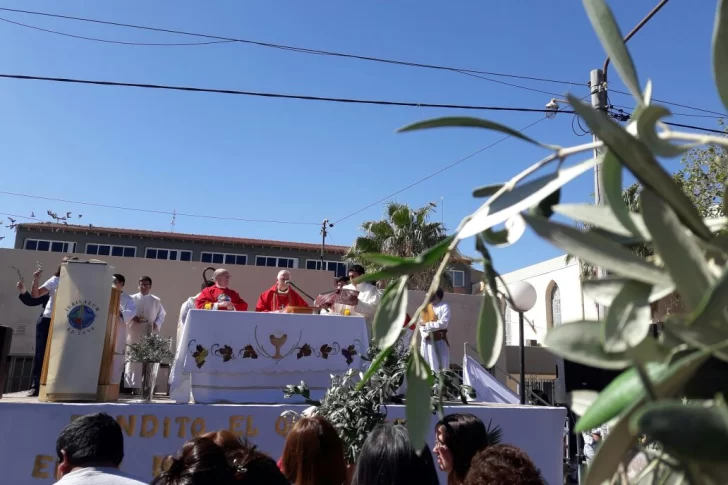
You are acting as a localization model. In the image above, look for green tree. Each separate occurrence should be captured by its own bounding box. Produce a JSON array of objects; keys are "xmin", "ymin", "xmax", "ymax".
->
[{"xmin": 344, "ymin": 202, "xmax": 450, "ymax": 290}]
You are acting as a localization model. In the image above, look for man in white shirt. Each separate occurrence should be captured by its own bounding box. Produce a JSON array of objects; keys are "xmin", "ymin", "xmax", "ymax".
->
[
  {"xmin": 55, "ymin": 412, "xmax": 145, "ymax": 484},
  {"xmin": 113, "ymin": 274, "xmax": 136, "ymax": 325},
  {"xmin": 112, "ymin": 274, "xmax": 136, "ymax": 389},
  {"xmin": 419, "ymin": 288, "xmax": 451, "ymax": 372},
  {"xmin": 125, "ymin": 276, "xmax": 166, "ymax": 392},
  {"xmin": 29, "ymin": 256, "xmax": 74, "ymax": 397},
  {"xmin": 344, "ymin": 265, "xmax": 382, "ymax": 338}
]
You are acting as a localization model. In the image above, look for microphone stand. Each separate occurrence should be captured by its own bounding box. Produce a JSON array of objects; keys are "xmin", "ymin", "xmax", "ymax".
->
[{"xmin": 287, "ymin": 281, "xmax": 316, "ymax": 303}]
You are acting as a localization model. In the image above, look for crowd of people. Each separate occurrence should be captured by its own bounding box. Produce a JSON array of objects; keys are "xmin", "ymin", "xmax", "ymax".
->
[{"xmin": 53, "ymin": 412, "xmax": 544, "ymax": 485}]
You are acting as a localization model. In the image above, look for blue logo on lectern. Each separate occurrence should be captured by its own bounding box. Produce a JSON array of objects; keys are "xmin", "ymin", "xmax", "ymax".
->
[{"xmin": 67, "ymin": 304, "xmax": 96, "ymax": 330}]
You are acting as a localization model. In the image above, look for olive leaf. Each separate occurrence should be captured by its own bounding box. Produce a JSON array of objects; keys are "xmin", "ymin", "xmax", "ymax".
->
[
  {"xmin": 582, "ymin": 277, "xmax": 674, "ymax": 308},
  {"xmin": 551, "ymin": 202, "xmax": 648, "ymax": 239},
  {"xmin": 354, "ymin": 236, "xmax": 453, "ymax": 284},
  {"xmin": 601, "ymin": 150, "xmax": 646, "ymax": 240},
  {"xmin": 372, "ymin": 277, "xmax": 409, "ymax": 349},
  {"xmin": 641, "ymin": 189, "xmax": 714, "ymax": 312},
  {"xmin": 459, "ymin": 156, "xmax": 600, "ymax": 240},
  {"xmin": 476, "ymin": 289, "xmax": 504, "ymax": 369},
  {"xmin": 544, "ymin": 322, "xmax": 631, "ymax": 370},
  {"xmin": 473, "ymin": 184, "xmax": 504, "ymax": 198},
  {"xmin": 405, "ymin": 351, "xmax": 434, "ymax": 454},
  {"xmin": 635, "ymin": 105, "xmax": 699, "ymax": 157},
  {"xmin": 569, "ymin": 390, "xmax": 600, "ymax": 417},
  {"xmin": 713, "ymin": 0, "xmax": 728, "ymax": 111},
  {"xmin": 630, "ymin": 400, "xmax": 728, "ymax": 462},
  {"xmin": 582, "ymin": 0, "xmax": 642, "ymax": 102},
  {"xmin": 602, "ymin": 280, "xmax": 652, "ymax": 353}
]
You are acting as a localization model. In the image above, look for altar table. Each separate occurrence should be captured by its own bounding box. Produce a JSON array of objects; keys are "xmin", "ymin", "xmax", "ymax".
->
[{"xmin": 169, "ymin": 310, "xmax": 369, "ymax": 403}]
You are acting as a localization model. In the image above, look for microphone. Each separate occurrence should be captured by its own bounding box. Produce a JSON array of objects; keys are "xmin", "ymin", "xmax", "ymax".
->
[{"xmin": 287, "ymin": 280, "xmax": 315, "ymax": 302}]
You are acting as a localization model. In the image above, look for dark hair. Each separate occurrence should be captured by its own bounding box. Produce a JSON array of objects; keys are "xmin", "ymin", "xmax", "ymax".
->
[
  {"xmin": 139, "ymin": 276, "xmax": 152, "ymax": 285},
  {"xmin": 349, "ymin": 265, "xmax": 366, "ymax": 276},
  {"xmin": 201, "ymin": 280, "xmax": 215, "ymax": 290},
  {"xmin": 463, "ymin": 444, "xmax": 545, "ymax": 485},
  {"xmin": 56, "ymin": 413, "xmax": 124, "ymax": 468},
  {"xmin": 281, "ymin": 416, "xmax": 347, "ymax": 485},
  {"xmin": 352, "ymin": 423, "xmax": 438, "ymax": 485},
  {"xmin": 335, "ymin": 276, "xmax": 350, "ymax": 284},
  {"xmin": 113, "ymin": 274, "xmax": 126, "ymax": 286},
  {"xmin": 435, "ymin": 288, "xmax": 445, "ymax": 300},
  {"xmin": 152, "ymin": 434, "xmax": 289, "ymax": 485},
  {"xmin": 437, "ymin": 413, "xmax": 488, "ymax": 485}
]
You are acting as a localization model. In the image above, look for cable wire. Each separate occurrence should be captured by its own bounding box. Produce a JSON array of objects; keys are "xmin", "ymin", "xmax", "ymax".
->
[
  {"xmin": 610, "ymin": 88, "xmax": 727, "ymax": 117},
  {"xmin": 0, "ymin": 16, "xmax": 235, "ymax": 46},
  {"xmin": 332, "ymin": 116, "xmax": 549, "ymax": 225},
  {"xmin": 0, "ymin": 191, "xmax": 319, "ymax": 225},
  {"xmin": 0, "ymin": 6, "xmax": 581, "ymax": 88},
  {"xmin": 0, "ymin": 72, "xmax": 579, "ymax": 113}
]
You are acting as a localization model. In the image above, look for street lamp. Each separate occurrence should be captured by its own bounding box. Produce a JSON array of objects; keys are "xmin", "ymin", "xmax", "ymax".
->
[{"xmin": 506, "ymin": 281, "xmax": 537, "ymax": 404}]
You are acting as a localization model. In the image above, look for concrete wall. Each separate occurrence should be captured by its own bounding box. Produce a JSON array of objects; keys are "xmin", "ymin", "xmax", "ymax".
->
[
  {"xmin": 0, "ymin": 249, "xmax": 337, "ymax": 356},
  {"xmin": 498, "ymin": 255, "xmax": 599, "ymax": 345}
]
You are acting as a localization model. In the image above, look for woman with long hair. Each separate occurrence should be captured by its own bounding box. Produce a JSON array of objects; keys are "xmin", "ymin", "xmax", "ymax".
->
[
  {"xmin": 434, "ymin": 413, "xmax": 489, "ymax": 485},
  {"xmin": 352, "ymin": 423, "xmax": 439, "ymax": 485},
  {"xmin": 280, "ymin": 416, "xmax": 347, "ymax": 485}
]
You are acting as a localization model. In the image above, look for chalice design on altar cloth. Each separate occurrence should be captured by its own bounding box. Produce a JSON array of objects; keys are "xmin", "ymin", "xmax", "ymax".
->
[{"xmin": 269, "ymin": 332, "xmax": 288, "ymax": 360}]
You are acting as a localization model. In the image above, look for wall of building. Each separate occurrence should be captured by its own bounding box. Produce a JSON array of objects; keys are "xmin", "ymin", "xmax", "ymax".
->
[
  {"xmin": 497, "ymin": 255, "xmax": 598, "ymax": 346},
  {"xmin": 0, "ymin": 249, "xmax": 338, "ymax": 356},
  {"xmin": 14, "ymin": 226, "xmax": 345, "ymax": 269}
]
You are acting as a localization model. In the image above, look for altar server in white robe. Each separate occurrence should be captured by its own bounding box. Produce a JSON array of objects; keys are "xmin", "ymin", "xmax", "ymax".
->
[
  {"xmin": 340, "ymin": 264, "xmax": 382, "ymax": 338},
  {"xmin": 112, "ymin": 274, "xmax": 136, "ymax": 385},
  {"xmin": 419, "ymin": 288, "xmax": 451, "ymax": 372},
  {"xmin": 125, "ymin": 275, "xmax": 166, "ymax": 390}
]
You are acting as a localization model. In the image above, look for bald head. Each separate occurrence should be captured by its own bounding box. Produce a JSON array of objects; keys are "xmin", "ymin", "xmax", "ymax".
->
[
  {"xmin": 213, "ymin": 269, "xmax": 231, "ymax": 288},
  {"xmin": 276, "ymin": 270, "xmax": 291, "ymax": 292}
]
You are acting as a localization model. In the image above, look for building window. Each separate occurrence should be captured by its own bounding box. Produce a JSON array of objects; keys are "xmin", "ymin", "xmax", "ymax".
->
[
  {"xmin": 87, "ymin": 244, "xmax": 136, "ymax": 258},
  {"xmin": 447, "ymin": 270, "xmax": 465, "ymax": 288},
  {"xmin": 24, "ymin": 239, "xmax": 76, "ymax": 253},
  {"xmin": 3, "ymin": 356, "xmax": 33, "ymax": 393},
  {"xmin": 145, "ymin": 248, "xmax": 192, "ymax": 261},
  {"xmin": 551, "ymin": 284, "xmax": 561, "ymax": 326},
  {"xmin": 201, "ymin": 252, "xmax": 247, "ymax": 265},
  {"xmin": 306, "ymin": 259, "xmax": 347, "ymax": 277},
  {"xmin": 255, "ymin": 256, "xmax": 298, "ymax": 268}
]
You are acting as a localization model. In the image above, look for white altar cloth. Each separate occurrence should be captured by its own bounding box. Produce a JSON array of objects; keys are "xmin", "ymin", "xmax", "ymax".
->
[{"xmin": 170, "ymin": 310, "xmax": 369, "ymax": 403}]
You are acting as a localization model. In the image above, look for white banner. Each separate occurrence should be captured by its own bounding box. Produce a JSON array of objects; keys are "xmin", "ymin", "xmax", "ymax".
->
[
  {"xmin": 45, "ymin": 261, "xmax": 113, "ymax": 399},
  {"xmin": 180, "ymin": 311, "xmax": 369, "ymax": 374},
  {"xmin": 0, "ymin": 402, "xmax": 564, "ymax": 485}
]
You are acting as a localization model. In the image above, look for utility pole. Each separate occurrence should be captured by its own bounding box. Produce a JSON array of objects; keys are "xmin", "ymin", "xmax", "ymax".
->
[{"xmin": 320, "ymin": 219, "xmax": 330, "ymax": 270}]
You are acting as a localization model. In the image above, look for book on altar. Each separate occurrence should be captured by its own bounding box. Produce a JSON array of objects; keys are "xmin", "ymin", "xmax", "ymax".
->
[{"xmin": 315, "ymin": 288, "xmax": 359, "ymax": 308}]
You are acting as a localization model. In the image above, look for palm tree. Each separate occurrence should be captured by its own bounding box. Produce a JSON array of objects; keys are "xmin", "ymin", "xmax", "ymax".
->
[{"xmin": 345, "ymin": 202, "xmax": 450, "ymax": 290}]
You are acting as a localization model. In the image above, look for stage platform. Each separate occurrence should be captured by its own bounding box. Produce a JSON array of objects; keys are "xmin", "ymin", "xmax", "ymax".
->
[{"xmin": 0, "ymin": 396, "xmax": 566, "ymax": 485}]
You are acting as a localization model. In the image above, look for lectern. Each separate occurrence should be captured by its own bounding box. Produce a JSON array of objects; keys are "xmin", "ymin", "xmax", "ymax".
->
[{"xmin": 39, "ymin": 259, "xmax": 122, "ymax": 402}]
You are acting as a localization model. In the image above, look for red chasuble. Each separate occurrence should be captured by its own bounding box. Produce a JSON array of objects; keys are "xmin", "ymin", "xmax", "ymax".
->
[
  {"xmin": 255, "ymin": 284, "xmax": 309, "ymax": 312},
  {"xmin": 195, "ymin": 286, "xmax": 248, "ymax": 311}
]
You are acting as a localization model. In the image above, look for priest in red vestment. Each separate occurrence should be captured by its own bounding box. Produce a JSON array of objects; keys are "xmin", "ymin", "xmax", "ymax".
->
[
  {"xmin": 195, "ymin": 269, "xmax": 248, "ymax": 311},
  {"xmin": 255, "ymin": 270, "xmax": 309, "ymax": 312}
]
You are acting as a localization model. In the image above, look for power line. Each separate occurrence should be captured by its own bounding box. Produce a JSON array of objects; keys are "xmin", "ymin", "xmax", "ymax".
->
[
  {"xmin": 332, "ymin": 116, "xmax": 549, "ymax": 225},
  {"xmin": 0, "ymin": 72, "xmax": 579, "ymax": 113},
  {"xmin": 0, "ymin": 191, "xmax": 318, "ymax": 225},
  {"xmin": 610, "ymin": 88, "xmax": 727, "ymax": 117},
  {"xmin": 0, "ymin": 16, "xmax": 235, "ymax": 46},
  {"xmin": 0, "ymin": 6, "xmax": 581, "ymax": 88},
  {"xmin": 662, "ymin": 121, "xmax": 727, "ymax": 135}
]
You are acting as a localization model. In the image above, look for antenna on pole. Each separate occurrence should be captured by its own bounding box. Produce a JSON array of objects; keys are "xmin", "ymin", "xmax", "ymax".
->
[{"xmin": 170, "ymin": 209, "xmax": 177, "ymax": 233}]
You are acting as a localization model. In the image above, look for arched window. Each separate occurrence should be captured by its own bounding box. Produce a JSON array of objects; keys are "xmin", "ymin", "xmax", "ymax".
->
[{"xmin": 551, "ymin": 285, "xmax": 561, "ymax": 326}]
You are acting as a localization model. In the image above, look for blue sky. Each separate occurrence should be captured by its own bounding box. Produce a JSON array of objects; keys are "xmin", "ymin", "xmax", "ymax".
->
[{"xmin": 0, "ymin": 0, "xmax": 724, "ymax": 274}]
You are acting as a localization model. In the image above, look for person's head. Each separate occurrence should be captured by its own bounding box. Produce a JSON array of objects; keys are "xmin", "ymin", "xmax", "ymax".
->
[
  {"xmin": 139, "ymin": 276, "xmax": 153, "ymax": 295},
  {"xmin": 463, "ymin": 444, "xmax": 545, "ymax": 485},
  {"xmin": 430, "ymin": 288, "xmax": 445, "ymax": 304},
  {"xmin": 113, "ymin": 274, "xmax": 125, "ymax": 291},
  {"xmin": 435, "ymin": 413, "xmax": 488, "ymax": 485},
  {"xmin": 201, "ymin": 430, "xmax": 245, "ymax": 453},
  {"xmin": 335, "ymin": 276, "xmax": 350, "ymax": 290},
  {"xmin": 352, "ymin": 423, "xmax": 439, "ymax": 485},
  {"xmin": 280, "ymin": 416, "xmax": 346, "ymax": 485},
  {"xmin": 151, "ymin": 437, "xmax": 238, "ymax": 485},
  {"xmin": 349, "ymin": 264, "xmax": 366, "ymax": 281},
  {"xmin": 276, "ymin": 270, "xmax": 291, "ymax": 292},
  {"xmin": 55, "ymin": 413, "xmax": 125, "ymax": 478},
  {"xmin": 54, "ymin": 256, "xmax": 77, "ymax": 277},
  {"xmin": 213, "ymin": 269, "xmax": 230, "ymax": 288}
]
